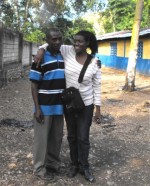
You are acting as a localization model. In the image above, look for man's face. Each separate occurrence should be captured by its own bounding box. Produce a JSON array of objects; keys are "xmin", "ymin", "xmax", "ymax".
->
[{"xmin": 47, "ymin": 31, "xmax": 62, "ymax": 52}]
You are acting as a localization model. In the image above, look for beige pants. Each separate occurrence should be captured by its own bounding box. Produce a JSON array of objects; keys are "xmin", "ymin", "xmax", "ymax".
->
[{"xmin": 33, "ymin": 115, "xmax": 64, "ymax": 176}]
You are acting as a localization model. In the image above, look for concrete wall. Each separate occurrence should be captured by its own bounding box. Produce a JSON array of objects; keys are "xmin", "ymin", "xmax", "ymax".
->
[
  {"xmin": 22, "ymin": 41, "xmax": 31, "ymax": 66},
  {"xmin": 0, "ymin": 23, "xmax": 39, "ymax": 87},
  {"xmin": 3, "ymin": 30, "xmax": 20, "ymax": 65},
  {"xmin": 32, "ymin": 43, "xmax": 39, "ymax": 56}
]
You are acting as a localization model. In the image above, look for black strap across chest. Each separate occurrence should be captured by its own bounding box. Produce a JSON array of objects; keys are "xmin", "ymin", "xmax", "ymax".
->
[{"xmin": 78, "ymin": 54, "xmax": 92, "ymax": 83}]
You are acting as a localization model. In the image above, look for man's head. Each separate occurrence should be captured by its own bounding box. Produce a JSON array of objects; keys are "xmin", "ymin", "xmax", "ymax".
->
[{"xmin": 46, "ymin": 28, "xmax": 62, "ymax": 54}]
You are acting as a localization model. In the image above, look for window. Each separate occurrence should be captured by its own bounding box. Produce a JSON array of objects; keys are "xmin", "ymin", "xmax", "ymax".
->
[
  {"xmin": 110, "ymin": 42, "xmax": 117, "ymax": 56},
  {"xmin": 137, "ymin": 41, "xmax": 143, "ymax": 58}
]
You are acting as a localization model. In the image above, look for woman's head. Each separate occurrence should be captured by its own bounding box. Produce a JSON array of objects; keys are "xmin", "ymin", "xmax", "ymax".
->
[{"xmin": 74, "ymin": 30, "xmax": 98, "ymax": 55}]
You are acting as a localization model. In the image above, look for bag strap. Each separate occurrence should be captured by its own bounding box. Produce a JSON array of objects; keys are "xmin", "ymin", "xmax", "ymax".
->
[{"xmin": 78, "ymin": 54, "xmax": 92, "ymax": 83}]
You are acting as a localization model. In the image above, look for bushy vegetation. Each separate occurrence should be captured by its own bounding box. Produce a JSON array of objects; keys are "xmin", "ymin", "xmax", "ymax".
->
[{"xmin": 0, "ymin": 0, "xmax": 149, "ymax": 43}]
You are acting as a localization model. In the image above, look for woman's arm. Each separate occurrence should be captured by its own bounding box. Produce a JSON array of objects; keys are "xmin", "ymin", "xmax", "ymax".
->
[
  {"xmin": 94, "ymin": 105, "xmax": 101, "ymax": 124},
  {"xmin": 92, "ymin": 62, "xmax": 102, "ymax": 124}
]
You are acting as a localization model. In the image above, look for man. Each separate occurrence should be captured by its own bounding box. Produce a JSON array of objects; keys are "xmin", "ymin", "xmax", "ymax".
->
[{"xmin": 29, "ymin": 28, "xmax": 66, "ymax": 181}]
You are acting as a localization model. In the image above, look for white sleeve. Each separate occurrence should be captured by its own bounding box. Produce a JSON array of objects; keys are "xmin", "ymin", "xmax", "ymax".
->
[
  {"xmin": 60, "ymin": 45, "xmax": 66, "ymax": 56},
  {"xmin": 39, "ymin": 43, "xmax": 48, "ymax": 50},
  {"xmin": 60, "ymin": 45, "xmax": 73, "ymax": 57},
  {"xmin": 92, "ymin": 64, "xmax": 101, "ymax": 106}
]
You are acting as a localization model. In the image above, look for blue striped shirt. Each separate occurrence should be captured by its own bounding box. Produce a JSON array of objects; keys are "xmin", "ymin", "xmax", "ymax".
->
[{"xmin": 29, "ymin": 50, "xmax": 66, "ymax": 115}]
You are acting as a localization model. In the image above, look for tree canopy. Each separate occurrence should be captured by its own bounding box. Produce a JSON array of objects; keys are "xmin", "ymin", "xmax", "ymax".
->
[
  {"xmin": 0, "ymin": 0, "xmax": 149, "ymax": 43},
  {"xmin": 102, "ymin": 0, "xmax": 150, "ymax": 33}
]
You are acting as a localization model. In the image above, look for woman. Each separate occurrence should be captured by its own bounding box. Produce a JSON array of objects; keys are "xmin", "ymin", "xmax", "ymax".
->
[{"xmin": 35, "ymin": 30, "xmax": 101, "ymax": 182}]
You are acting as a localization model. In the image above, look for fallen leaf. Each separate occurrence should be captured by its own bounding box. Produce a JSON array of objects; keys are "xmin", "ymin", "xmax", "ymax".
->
[{"xmin": 8, "ymin": 163, "xmax": 17, "ymax": 169}]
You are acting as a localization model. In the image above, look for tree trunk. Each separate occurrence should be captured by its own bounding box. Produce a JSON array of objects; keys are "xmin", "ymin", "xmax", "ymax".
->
[
  {"xmin": 25, "ymin": 0, "xmax": 30, "ymax": 22},
  {"xmin": 12, "ymin": 0, "xmax": 21, "ymax": 31},
  {"xmin": 123, "ymin": 0, "xmax": 144, "ymax": 92}
]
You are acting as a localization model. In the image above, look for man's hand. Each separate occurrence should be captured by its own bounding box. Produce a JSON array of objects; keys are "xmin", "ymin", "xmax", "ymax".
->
[
  {"xmin": 34, "ymin": 108, "xmax": 44, "ymax": 124},
  {"xmin": 34, "ymin": 48, "xmax": 45, "ymax": 68},
  {"xmin": 31, "ymin": 82, "xmax": 43, "ymax": 124}
]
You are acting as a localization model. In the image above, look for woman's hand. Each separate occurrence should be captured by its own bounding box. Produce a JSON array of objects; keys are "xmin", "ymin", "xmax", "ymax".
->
[{"xmin": 94, "ymin": 106, "xmax": 102, "ymax": 124}]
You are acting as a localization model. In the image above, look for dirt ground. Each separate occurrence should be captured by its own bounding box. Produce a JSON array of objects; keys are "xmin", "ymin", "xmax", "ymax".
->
[{"xmin": 0, "ymin": 68, "xmax": 150, "ymax": 186}]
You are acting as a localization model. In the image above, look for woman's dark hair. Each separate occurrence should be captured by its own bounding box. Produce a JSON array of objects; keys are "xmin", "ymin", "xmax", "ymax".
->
[{"xmin": 75, "ymin": 30, "xmax": 98, "ymax": 55}]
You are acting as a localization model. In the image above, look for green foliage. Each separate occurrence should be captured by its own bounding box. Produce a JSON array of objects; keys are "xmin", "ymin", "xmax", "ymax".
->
[
  {"xmin": 101, "ymin": 10, "xmax": 114, "ymax": 33},
  {"xmin": 0, "ymin": 0, "xmax": 99, "ymax": 44},
  {"xmin": 107, "ymin": 0, "xmax": 135, "ymax": 31},
  {"xmin": 64, "ymin": 18, "xmax": 94, "ymax": 43},
  {"xmin": 52, "ymin": 17, "xmax": 73, "ymax": 43},
  {"xmin": 24, "ymin": 30, "xmax": 46, "ymax": 43},
  {"xmin": 0, "ymin": 2, "xmax": 15, "ymax": 29},
  {"xmin": 70, "ymin": 18, "xmax": 95, "ymax": 35},
  {"xmin": 141, "ymin": 0, "xmax": 150, "ymax": 28},
  {"xmin": 36, "ymin": 16, "xmax": 94, "ymax": 44},
  {"xmin": 1, "ymin": 0, "xmax": 149, "ymax": 43},
  {"xmin": 70, "ymin": 0, "xmax": 104, "ymax": 15},
  {"xmin": 21, "ymin": 21, "xmax": 45, "ymax": 43},
  {"xmin": 102, "ymin": 0, "xmax": 149, "ymax": 33},
  {"xmin": 0, "ymin": 0, "xmax": 39, "ymax": 30}
]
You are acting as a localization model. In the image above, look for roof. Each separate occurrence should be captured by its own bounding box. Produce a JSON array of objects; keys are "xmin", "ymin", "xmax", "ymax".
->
[{"xmin": 97, "ymin": 27, "xmax": 150, "ymax": 40}]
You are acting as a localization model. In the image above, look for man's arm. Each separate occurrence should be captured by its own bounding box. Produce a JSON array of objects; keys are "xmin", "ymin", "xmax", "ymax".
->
[{"xmin": 31, "ymin": 82, "xmax": 43, "ymax": 123}]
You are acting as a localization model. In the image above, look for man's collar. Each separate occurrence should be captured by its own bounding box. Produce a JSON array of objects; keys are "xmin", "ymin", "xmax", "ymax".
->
[{"xmin": 47, "ymin": 46, "xmax": 61, "ymax": 56}]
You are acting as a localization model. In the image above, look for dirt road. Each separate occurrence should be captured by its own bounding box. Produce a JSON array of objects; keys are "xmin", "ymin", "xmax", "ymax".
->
[{"xmin": 0, "ymin": 68, "xmax": 150, "ymax": 186}]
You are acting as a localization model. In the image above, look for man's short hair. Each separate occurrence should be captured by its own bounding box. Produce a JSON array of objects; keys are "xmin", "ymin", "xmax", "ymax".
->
[{"xmin": 46, "ymin": 28, "xmax": 61, "ymax": 40}]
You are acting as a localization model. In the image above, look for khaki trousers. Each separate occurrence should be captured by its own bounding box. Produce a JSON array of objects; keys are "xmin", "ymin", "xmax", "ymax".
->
[{"xmin": 33, "ymin": 115, "xmax": 64, "ymax": 176}]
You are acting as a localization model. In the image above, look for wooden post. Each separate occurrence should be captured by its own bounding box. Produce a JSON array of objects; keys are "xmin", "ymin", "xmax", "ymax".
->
[
  {"xmin": 29, "ymin": 42, "xmax": 32, "ymax": 65},
  {"xmin": 18, "ymin": 32, "xmax": 23, "ymax": 64},
  {"xmin": 0, "ymin": 22, "xmax": 7, "ymax": 87},
  {"xmin": 0, "ymin": 22, "xmax": 3, "ymax": 70}
]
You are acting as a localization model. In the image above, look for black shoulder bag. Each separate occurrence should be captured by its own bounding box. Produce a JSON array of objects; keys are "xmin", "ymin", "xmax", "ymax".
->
[{"xmin": 61, "ymin": 54, "xmax": 92, "ymax": 113}]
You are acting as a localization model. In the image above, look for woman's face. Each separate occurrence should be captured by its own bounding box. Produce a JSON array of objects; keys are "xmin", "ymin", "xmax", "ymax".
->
[{"xmin": 73, "ymin": 35, "xmax": 88, "ymax": 55}]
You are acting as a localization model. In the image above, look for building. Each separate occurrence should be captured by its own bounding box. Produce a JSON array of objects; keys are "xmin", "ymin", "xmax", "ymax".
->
[{"xmin": 97, "ymin": 28, "xmax": 150, "ymax": 76}]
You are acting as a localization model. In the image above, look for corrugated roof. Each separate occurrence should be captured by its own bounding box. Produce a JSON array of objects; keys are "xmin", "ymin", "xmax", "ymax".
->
[{"xmin": 97, "ymin": 28, "xmax": 150, "ymax": 40}]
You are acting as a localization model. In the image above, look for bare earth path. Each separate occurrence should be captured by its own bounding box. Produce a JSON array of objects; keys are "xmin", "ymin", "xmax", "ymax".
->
[{"xmin": 0, "ymin": 68, "xmax": 150, "ymax": 186}]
